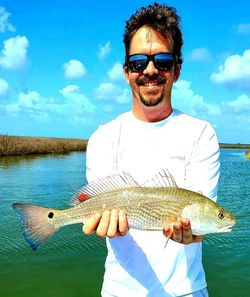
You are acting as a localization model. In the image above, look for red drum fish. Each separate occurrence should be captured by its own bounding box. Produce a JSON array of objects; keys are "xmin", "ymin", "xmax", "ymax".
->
[{"xmin": 13, "ymin": 170, "xmax": 236, "ymax": 251}]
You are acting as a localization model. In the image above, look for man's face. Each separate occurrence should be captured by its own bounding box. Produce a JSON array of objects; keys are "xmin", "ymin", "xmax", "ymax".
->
[{"xmin": 124, "ymin": 26, "xmax": 179, "ymax": 121}]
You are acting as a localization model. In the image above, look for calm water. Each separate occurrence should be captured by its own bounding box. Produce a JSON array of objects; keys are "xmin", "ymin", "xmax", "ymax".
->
[{"xmin": 0, "ymin": 150, "xmax": 249, "ymax": 297}]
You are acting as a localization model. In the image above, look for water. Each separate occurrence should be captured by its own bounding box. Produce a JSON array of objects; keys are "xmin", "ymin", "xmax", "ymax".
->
[
  {"xmin": 203, "ymin": 149, "xmax": 250, "ymax": 296},
  {"xmin": 0, "ymin": 150, "xmax": 249, "ymax": 296}
]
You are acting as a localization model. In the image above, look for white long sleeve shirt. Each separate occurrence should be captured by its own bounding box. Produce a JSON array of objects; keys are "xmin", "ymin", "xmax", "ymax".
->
[{"xmin": 86, "ymin": 109, "xmax": 220, "ymax": 297}]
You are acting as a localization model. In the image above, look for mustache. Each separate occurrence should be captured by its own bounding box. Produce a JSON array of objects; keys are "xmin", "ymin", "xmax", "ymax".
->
[{"xmin": 136, "ymin": 74, "xmax": 166, "ymax": 86}]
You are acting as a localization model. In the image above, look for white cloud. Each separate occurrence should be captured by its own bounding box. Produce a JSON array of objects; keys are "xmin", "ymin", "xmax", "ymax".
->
[
  {"xmin": 217, "ymin": 94, "xmax": 250, "ymax": 137},
  {"xmin": 95, "ymin": 82, "xmax": 115, "ymax": 100},
  {"xmin": 5, "ymin": 91, "xmax": 49, "ymax": 121},
  {"xmin": 0, "ymin": 36, "xmax": 29, "ymax": 69},
  {"xmin": 173, "ymin": 80, "xmax": 221, "ymax": 117},
  {"xmin": 59, "ymin": 85, "xmax": 95, "ymax": 113},
  {"xmin": 95, "ymin": 81, "xmax": 130, "ymax": 105},
  {"xmin": 108, "ymin": 62, "xmax": 124, "ymax": 81},
  {"xmin": 63, "ymin": 59, "xmax": 86, "ymax": 79},
  {"xmin": 19, "ymin": 91, "xmax": 42, "ymax": 108},
  {"xmin": 98, "ymin": 41, "xmax": 111, "ymax": 59},
  {"xmin": 173, "ymin": 80, "xmax": 250, "ymax": 118},
  {"xmin": 0, "ymin": 78, "xmax": 8, "ymax": 96},
  {"xmin": 116, "ymin": 88, "xmax": 130, "ymax": 104},
  {"xmin": 59, "ymin": 84, "xmax": 79, "ymax": 95},
  {"xmin": 3, "ymin": 85, "xmax": 95, "ymax": 123},
  {"xmin": 103, "ymin": 104, "xmax": 114, "ymax": 113},
  {"xmin": 225, "ymin": 94, "xmax": 250, "ymax": 113},
  {"xmin": 188, "ymin": 48, "xmax": 211, "ymax": 61},
  {"xmin": 235, "ymin": 23, "xmax": 250, "ymax": 34},
  {"xmin": 211, "ymin": 50, "xmax": 250, "ymax": 89},
  {"xmin": 0, "ymin": 6, "xmax": 15, "ymax": 33},
  {"xmin": 172, "ymin": 80, "xmax": 250, "ymax": 140}
]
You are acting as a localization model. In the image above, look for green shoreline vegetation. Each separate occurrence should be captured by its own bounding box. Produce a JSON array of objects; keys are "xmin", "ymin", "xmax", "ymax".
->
[
  {"xmin": 246, "ymin": 149, "xmax": 250, "ymax": 160},
  {"xmin": 0, "ymin": 135, "xmax": 250, "ymax": 157},
  {"xmin": 219, "ymin": 143, "xmax": 250, "ymax": 149},
  {"xmin": 0, "ymin": 135, "xmax": 87, "ymax": 156}
]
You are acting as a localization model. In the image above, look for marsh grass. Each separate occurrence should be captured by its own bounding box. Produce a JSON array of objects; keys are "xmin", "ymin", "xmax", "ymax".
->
[
  {"xmin": 0, "ymin": 135, "xmax": 87, "ymax": 156},
  {"xmin": 219, "ymin": 143, "xmax": 250, "ymax": 149}
]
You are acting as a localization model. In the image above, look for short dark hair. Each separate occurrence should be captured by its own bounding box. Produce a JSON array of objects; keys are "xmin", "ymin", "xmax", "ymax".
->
[{"xmin": 123, "ymin": 2, "xmax": 183, "ymax": 65}]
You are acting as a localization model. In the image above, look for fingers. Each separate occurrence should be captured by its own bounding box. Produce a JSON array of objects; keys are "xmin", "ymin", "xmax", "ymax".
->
[
  {"xmin": 172, "ymin": 219, "xmax": 193, "ymax": 244},
  {"xmin": 83, "ymin": 209, "xmax": 128, "ymax": 238},
  {"xmin": 97, "ymin": 210, "xmax": 112, "ymax": 237},
  {"xmin": 192, "ymin": 235, "xmax": 204, "ymax": 243},
  {"xmin": 181, "ymin": 218, "xmax": 193, "ymax": 244},
  {"xmin": 163, "ymin": 218, "xmax": 205, "ymax": 245},
  {"xmin": 83, "ymin": 213, "xmax": 102, "ymax": 235},
  {"xmin": 106, "ymin": 209, "xmax": 119, "ymax": 237},
  {"xmin": 181, "ymin": 218, "xmax": 204, "ymax": 244},
  {"xmin": 172, "ymin": 222, "xmax": 182, "ymax": 243},
  {"xmin": 118, "ymin": 210, "xmax": 128, "ymax": 236}
]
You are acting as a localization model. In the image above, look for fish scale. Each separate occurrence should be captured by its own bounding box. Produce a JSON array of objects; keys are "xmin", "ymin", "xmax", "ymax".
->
[{"xmin": 58, "ymin": 187, "xmax": 217, "ymax": 230}]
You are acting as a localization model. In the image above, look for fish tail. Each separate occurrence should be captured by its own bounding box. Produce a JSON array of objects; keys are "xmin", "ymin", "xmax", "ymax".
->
[{"xmin": 12, "ymin": 203, "xmax": 60, "ymax": 251}]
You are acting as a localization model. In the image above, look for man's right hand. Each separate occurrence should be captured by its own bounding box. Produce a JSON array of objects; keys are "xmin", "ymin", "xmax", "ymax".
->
[{"xmin": 82, "ymin": 209, "xmax": 129, "ymax": 238}]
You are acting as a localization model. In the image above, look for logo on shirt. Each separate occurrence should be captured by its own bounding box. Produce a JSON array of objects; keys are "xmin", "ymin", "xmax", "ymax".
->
[{"xmin": 169, "ymin": 155, "xmax": 185, "ymax": 161}]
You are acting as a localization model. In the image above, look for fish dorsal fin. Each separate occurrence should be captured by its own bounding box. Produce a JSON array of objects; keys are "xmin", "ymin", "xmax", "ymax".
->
[
  {"xmin": 70, "ymin": 172, "xmax": 139, "ymax": 206},
  {"xmin": 142, "ymin": 169, "xmax": 178, "ymax": 188}
]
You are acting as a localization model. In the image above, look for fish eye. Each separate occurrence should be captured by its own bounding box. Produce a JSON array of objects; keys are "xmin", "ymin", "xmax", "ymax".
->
[{"xmin": 218, "ymin": 212, "xmax": 224, "ymax": 219}]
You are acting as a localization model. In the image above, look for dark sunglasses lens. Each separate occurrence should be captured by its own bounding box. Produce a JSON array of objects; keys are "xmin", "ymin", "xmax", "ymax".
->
[
  {"xmin": 128, "ymin": 53, "xmax": 174, "ymax": 72},
  {"xmin": 154, "ymin": 54, "xmax": 174, "ymax": 70},
  {"xmin": 128, "ymin": 55, "xmax": 148, "ymax": 72}
]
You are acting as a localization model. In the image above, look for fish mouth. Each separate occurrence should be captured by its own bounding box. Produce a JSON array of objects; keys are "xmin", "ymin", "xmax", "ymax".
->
[{"xmin": 217, "ymin": 224, "xmax": 235, "ymax": 233}]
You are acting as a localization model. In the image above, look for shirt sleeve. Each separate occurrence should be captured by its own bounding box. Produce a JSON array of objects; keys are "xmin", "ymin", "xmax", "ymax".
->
[{"xmin": 185, "ymin": 122, "xmax": 220, "ymax": 201}]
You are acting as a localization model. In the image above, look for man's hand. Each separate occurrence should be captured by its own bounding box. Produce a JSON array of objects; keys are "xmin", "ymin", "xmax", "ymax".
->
[
  {"xmin": 82, "ymin": 209, "xmax": 129, "ymax": 238},
  {"xmin": 163, "ymin": 218, "xmax": 204, "ymax": 245}
]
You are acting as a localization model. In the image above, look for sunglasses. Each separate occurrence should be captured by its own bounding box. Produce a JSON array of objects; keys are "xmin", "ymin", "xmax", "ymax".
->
[{"xmin": 126, "ymin": 52, "xmax": 175, "ymax": 72}]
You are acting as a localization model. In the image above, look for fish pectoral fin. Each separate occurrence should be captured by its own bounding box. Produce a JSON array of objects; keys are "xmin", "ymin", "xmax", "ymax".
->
[
  {"xmin": 163, "ymin": 215, "xmax": 179, "ymax": 248},
  {"xmin": 164, "ymin": 225, "xmax": 174, "ymax": 248},
  {"xmin": 164, "ymin": 215, "xmax": 179, "ymax": 226}
]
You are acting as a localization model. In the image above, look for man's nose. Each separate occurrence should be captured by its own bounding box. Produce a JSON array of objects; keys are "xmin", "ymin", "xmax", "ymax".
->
[{"xmin": 143, "ymin": 61, "xmax": 158, "ymax": 76}]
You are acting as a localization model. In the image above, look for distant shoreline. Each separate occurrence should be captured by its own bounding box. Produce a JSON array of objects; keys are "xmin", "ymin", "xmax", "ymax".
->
[
  {"xmin": 0, "ymin": 135, "xmax": 250, "ymax": 156},
  {"xmin": 219, "ymin": 143, "xmax": 250, "ymax": 149},
  {"xmin": 0, "ymin": 135, "xmax": 88, "ymax": 156}
]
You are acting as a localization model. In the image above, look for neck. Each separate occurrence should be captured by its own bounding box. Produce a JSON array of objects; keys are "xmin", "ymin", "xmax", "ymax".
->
[{"xmin": 132, "ymin": 101, "xmax": 173, "ymax": 123}]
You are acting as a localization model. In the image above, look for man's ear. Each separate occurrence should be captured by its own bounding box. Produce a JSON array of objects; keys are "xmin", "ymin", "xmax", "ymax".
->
[
  {"xmin": 124, "ymin": 66, "xmax": 130, "ymax": 84},
  {"xmin": 173, "ymin": 64, "xmax": 181, "ymax": 82}
]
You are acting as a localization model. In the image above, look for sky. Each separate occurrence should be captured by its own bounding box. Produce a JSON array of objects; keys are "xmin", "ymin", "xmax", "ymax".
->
[{"xmin": 0, "ymin": 0, "xmax": 250, "ymax": 143}]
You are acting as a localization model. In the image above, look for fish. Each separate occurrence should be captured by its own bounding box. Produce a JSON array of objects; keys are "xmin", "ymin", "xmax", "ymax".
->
[{"xmin": 12, "ymin": 170, "xmax": 237, "ymax": 251}]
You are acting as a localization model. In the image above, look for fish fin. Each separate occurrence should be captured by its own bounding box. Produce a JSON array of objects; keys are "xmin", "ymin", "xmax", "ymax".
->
[
  {"xmin": 12, "ymin": 203, "xmax": 60, "ymax": 251},
  {"xmin": 76, "ymin": 193, "xmax": 92, "ymax": 202},
  {"xmin": 163, "ymin": 214, "xmax": 181, "ymax": 248},
  {"xmin": 70, "ymin": 172, "xmax": 140, "ymax": 206},
  {"xmin": 164, "ymin": 225, "xmax": 174, "ymax": 248},
  {"xmin": 142, "ymin": 169, "xmax": 178, "ymax": 188}
]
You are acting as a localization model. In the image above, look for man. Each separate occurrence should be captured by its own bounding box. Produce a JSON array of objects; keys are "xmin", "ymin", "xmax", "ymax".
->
[{"xmin": 83, "ymin": 3, "xmax": 220, "ymax": 297}]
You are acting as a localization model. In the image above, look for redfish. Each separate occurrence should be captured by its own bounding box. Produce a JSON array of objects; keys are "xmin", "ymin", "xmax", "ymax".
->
[{"xmin": 13, "ymin": 170, "xmax": 236, "ymax": 251}]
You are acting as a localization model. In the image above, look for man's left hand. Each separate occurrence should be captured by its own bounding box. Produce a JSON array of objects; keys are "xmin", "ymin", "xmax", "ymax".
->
[{"xmin": 163, "ymin": 218, "xmax": 204, "ymax": 245}]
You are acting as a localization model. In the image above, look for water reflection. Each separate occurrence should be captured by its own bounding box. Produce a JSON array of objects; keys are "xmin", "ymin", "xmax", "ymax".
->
[{"xmin": 0, "ymin": 153, "xmax": 69, "ymax": 168}]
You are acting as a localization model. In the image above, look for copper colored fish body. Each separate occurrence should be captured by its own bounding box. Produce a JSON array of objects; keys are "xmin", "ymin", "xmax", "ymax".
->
[{"xmin": 13, "ymin": 171, "xmax": 237, "ymax": 250}]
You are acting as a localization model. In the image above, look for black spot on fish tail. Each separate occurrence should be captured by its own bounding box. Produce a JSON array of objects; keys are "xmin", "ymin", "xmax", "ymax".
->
[{"xmin": 48, "ymin": 212, "xmax": 54, "ymax": 219}]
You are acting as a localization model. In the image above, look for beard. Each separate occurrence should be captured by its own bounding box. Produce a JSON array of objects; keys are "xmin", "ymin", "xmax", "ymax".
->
[
  {"xmin": 136, "ymin": 74, "xmax": 166, "ymax": 107},
  {"xmin": 139, "ymin": 89, "xmax": 164, "ymax": 106}
]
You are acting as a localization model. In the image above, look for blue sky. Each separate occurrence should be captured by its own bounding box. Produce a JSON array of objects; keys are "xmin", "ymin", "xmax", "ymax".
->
[{"xmin": 0, "ymin": 0, "xmax": 250, "ymax": 143}]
